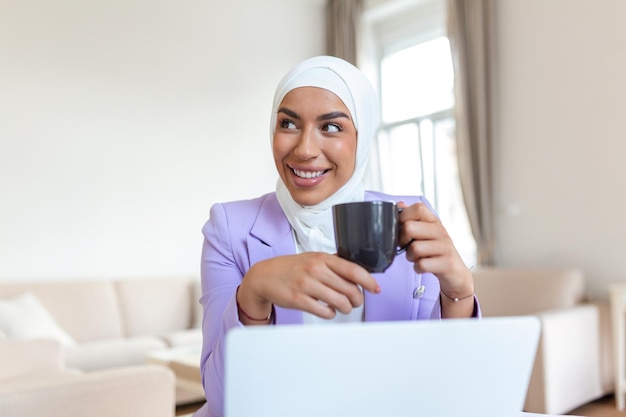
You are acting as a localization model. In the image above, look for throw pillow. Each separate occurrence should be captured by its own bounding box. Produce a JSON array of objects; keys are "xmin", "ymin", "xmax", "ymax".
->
[{"xmin": 0, "ymin": 292, "xmax": 76, "ymax": 346}]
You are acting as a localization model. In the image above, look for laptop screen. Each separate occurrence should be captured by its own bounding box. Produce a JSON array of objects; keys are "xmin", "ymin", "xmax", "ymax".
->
[{"xmin": 224, "ymin": 316, "xmax": 540, "ymax": 417}]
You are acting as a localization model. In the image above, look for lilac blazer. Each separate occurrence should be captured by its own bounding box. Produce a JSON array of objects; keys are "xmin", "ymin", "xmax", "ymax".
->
[{"xmin": 196, "ymin": 191, "xmax": 478, "ymax": 417}]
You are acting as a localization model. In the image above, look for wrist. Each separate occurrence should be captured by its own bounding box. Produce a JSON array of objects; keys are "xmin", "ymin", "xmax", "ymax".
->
[
  {"xmin": 439, "ymin": 268, "xmax": 474, "ymax": 302},
  {"xmin": 236, "ymin": 285, "xmax": 273, "ymax": 324}
]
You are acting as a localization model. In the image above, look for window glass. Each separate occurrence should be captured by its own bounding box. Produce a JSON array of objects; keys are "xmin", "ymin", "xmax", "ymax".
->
[
  {"xmin": 377, "ymin": 123, "xmax": 422, "ymax": 195},
  {"xmin": 380, "ymin": 37, "xmax": 454, "ymax": 123},
  {"xmin": 365, "ymin": 1, "xmax": 477, "ymax": 266}
]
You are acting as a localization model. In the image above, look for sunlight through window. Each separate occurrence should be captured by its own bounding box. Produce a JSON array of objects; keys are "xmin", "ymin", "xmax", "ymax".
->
[
  {"xmin": 381, "ymin": 37, "xmax": 454, "ymax": 122},
  {"xmin": 377, "ymin": 36, "xmax": 477, "ymax": 266}
]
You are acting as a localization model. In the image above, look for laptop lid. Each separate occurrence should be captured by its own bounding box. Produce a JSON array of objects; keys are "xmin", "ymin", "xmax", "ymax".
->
[{"xmin": 224, "ymin": 316, "xmax": 540, "ymax": 417}]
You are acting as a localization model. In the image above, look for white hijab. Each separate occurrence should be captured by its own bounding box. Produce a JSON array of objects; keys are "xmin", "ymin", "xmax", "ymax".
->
[{"xmin": 270, "ymin": 56, "xmax": 380, "ymax": 253}]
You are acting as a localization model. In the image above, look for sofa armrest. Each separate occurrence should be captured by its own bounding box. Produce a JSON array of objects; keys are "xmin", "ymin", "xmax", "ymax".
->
[
  {"xmin": 588, "ymin": 299, "xmax": 613, "ymax": 394},
  {"xmin": 0, "ymin": 339, "xmax": 64, "ymax": 382},
  {"xmin": 0, "ymin": 364, "xmax": 176, "ymax": 417},
  {"xmin": 473, "ymin": 267, "xmax": 585, "ymax": 316},
  {"xmin": 524, "ymin": 304, "xmax": 603, "ymax": 415}
]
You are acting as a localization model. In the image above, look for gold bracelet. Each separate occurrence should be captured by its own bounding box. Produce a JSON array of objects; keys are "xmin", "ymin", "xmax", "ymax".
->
[{"xmin": 440, "ymin": 288, "xmax": 474, "ymax": 303}]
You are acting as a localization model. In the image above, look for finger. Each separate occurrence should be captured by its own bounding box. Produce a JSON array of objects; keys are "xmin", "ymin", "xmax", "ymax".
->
[
  {"xmin": 404, "ymin": 239, "xmax": 462, "ymax": 276},
  {"xmin": 412, "ymin": 255, "xmax": 457, "ymax": 276},
  {"xmin": 326, "ymin": 294, "xmax": 358, "ymax": 315},
  {"xmin": 276, "ymin": 277, "xmax": 338, "ymax": 319},
  {"xmin": 405, "ymin": 238, "xmax": 450, "ymax": 262},
  {"xmin": 296, "ymin": 254, "xmax": 366, "ymax": 305},
  {"xmin": 328, "ymin": 255, "xmax": 381, "ymax": 295},
  {"xmin": 304, "ymin": 265, "xmax": 366, "ymax": 310},
  {"xmin": 323, "ymin": 281, "xmax": 364, "ymax": 310},
  {"xmin": 302, "ymin": 276, "xmax": 360, "ymax": 314},
  {"xmin": 400, "ymin": 216, "xmax": 448, "ymax": 245},
  {"xmin": 284, "ymin": 259, "xmax": 361, "ymax": 314},
  {"xmin": 298, "ymin": 295, "xmax": 338, "ymax": 319},
  {"xmin": 399, "ymin": 202, "xmax": 438, "ymax": 223},
  {"xmin": 304, "ymin": 290, "xmax": 363, "ymax": 318}
]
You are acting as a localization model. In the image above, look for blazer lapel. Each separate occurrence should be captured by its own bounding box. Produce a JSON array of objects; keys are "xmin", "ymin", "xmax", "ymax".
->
[{"xmin": 247, "ymin": 194, "xmax": 303, "ymax": 325}]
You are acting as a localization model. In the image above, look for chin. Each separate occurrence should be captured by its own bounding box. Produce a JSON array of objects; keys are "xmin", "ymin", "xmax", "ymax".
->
[{"xmin": 290, "ymin": 192, "xmax": 330, "ymax": 207}]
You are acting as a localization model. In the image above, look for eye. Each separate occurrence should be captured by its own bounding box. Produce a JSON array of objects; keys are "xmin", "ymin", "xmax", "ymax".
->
[
  {"xmin": 279, "ymin": 118, "xmax": 297, "ymax": 130},
  {"xmin": 322, "ymin": 123, "xmax": 342, "ymax": 133}
]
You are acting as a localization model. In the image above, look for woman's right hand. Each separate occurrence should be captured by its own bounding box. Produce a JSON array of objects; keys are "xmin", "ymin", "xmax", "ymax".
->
[{"xmin": 236, "ymin": 253, "xmax": 381, "ymax": 324}]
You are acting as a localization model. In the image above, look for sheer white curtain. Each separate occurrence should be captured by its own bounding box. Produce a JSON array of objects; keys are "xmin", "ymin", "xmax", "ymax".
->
[{"xmin": 447, "ymin": 0, "xmax": 495, "ymax": 265}]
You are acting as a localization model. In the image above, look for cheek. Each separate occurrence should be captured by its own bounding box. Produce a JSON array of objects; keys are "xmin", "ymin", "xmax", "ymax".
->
[
  {"xmin": 272, "ymin": 135, "xmax": 284, "ymax": 161},
  {"xmin": 272, "ymin": 135, "xmax": 291, "ymax": 173},
  {"xmin": 335, "ymin": 139, "xmax": 357, "ymax": 173}
]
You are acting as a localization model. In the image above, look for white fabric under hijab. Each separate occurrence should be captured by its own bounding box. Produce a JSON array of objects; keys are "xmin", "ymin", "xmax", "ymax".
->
[{"xmin": 271, "ymin": 55, "xmax": 380, "ymax": 254}]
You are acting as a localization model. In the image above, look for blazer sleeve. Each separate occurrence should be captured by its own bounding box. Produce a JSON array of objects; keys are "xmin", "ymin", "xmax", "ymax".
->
[
  {"xmin": 379, "ymin": 193, "xmax": 481, "ymax": 320},
  {"xmin": 198, "ymin": 202, "xmax": 245, "ymax": 417}
]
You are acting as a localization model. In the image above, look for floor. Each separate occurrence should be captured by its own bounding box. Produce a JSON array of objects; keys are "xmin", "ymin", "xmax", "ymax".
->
[
  {"xmin": 176, "ymin": 401, "xmax": 204, "ymax": 416},
  {"xmin": 568, "ymin": 395, "xmax": 624, "ymax": 417},
  {"xmin": 174, "ymin": 395, "xmax": 625, "ymax": 417}
]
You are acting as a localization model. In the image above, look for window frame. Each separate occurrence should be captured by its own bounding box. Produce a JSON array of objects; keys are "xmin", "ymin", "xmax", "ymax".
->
[
  {"xmin": 361, "ymin": 0, "xmax": 449, "ymax": 199},
  {"xmin": 360, "ymin": 0, "xmax": 477, "ymax": 266}
]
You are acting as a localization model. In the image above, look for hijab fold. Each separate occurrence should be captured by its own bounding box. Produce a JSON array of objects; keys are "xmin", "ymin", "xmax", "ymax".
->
[{"xmin": 271, "ymin": 56, "xmax": 380, "ymax": 253}]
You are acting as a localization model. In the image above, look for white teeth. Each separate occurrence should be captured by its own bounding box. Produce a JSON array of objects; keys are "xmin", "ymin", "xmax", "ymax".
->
[{"xmin": 293, "ymin": 169, "xmax": 325, "ymax": 179}]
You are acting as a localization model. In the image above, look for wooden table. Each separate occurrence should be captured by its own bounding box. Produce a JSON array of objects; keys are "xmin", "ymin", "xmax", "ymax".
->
[
  {"xmin": 610, "ymin": 284, "xmax": 626, "ymax": 410},
  {"xmin": 146, "ymin": 345, "xmax": 205, "ymax": 405}
]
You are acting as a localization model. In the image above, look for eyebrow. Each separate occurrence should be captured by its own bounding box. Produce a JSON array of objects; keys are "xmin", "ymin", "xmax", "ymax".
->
[
  {"xmin": 277, "ymin": 107, "xmax": 351, "ymax": 122},
  {"xmin": 317, "ymin": 111, "xmax": 351, "ymax": 122},
  {"xmin": 277, "ymin": 107, "xmax": 300, "ymax": 120}
]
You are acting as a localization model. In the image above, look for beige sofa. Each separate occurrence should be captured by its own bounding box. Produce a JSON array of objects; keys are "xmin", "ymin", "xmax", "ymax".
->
[
  {"xmin": 0, "ymin": 276, "xmax": 204, "ymax": 408},
  {"xmin": 0, "ymin": 338, "xmax": 176, "ymax": 417},
  {"xmin": 0, "ymin": 277, "xmax": 202, "ymax": 370},
  {"xmin": 473, "ymin": 267, "xmax": 613, "ymax": 415}
]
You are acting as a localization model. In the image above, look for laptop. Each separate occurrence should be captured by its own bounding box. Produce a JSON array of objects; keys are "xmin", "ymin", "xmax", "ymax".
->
[{"xmin": 224, "ymin": 316, "xmax": 541, "ymax": 417}]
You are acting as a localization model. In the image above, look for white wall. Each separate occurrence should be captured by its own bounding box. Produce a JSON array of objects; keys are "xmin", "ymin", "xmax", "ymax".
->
[
  {"xmin": 0, "ymin": 0, "xmax": 325, "ymax": 281},
  {"xmin": 3, "ymin": 0, "xmax": 626, "ymax": 301},
  {"xmin": 492, "ymin": 0, "xmax": 626, "ymax": 299}
]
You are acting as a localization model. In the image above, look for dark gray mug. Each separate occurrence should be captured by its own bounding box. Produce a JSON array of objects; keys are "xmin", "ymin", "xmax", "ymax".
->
[{"xmin": 332, "ymin": 200, "xmax": 410, "ymax": 273}]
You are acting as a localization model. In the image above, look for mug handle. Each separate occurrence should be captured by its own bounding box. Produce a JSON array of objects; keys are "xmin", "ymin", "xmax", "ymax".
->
[
  {"xmin": 395, "ymin": 205, "xmax": 414, "ymax": 255},
  {"xmin": 396, "ymin": 238, "xmax": 414, "ymax": 255}
]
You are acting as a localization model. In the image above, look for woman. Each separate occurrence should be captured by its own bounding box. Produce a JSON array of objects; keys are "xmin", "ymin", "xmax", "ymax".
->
[{"xmin": 196, "ymin": 55, "xmax": 478, "ymax": 417}]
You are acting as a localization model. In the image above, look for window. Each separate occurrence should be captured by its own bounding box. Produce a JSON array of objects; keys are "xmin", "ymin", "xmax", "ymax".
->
[{"xmin": 362, "ymin": 0, "xmax": 476, "ymax": 266}]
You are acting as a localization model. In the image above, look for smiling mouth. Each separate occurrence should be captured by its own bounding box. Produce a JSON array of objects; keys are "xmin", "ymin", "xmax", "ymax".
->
[{"xmin": 291, "ymin": 168, "xmax": 329, "ymax": 179}]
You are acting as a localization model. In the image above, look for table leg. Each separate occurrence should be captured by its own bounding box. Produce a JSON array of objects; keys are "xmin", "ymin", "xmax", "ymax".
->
[{"xmin": 610, "ymin": 286, "xmax": 626, "ymax": 410}]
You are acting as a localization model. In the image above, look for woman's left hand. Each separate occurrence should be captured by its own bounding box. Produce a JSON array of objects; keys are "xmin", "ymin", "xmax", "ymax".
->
[{"xmin": 398, "ymin": 202, "xmax": 475, "ymax": 317}]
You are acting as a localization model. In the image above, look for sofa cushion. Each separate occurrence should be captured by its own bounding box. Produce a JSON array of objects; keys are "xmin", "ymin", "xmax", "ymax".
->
[
  {"xmin": 0, "ymin": 293, "xmax": 76, "ymax": 346},
  {"xmin": 0, "ymin": 368, "xmax": 83, "ymax": 392},
  {"xmin": 0, "ymin": 365, "xmax": 175, "ymax": 417},
  {"xmin": 0, "ymin": 339, "xmax": 65, "ymax": 382},
  {"xmin": 64, "ymin": 336, "xmax": 167, "ymax": 372},
  {"xmin": 0, "ymin": 281, "xmax": 124, "ymax": 342},
  {"xmin": 115, "ymin": 278, "xmax": 194, "ymax": 337}
]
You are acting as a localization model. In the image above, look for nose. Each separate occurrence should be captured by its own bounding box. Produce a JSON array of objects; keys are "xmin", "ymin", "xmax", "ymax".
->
[{"xmin": 293, "ymin": 127, "xmax": 320, "ymax": 160}]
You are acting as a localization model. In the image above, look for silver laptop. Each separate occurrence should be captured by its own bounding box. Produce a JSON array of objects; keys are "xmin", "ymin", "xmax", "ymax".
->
[{"xmin": 224, "ymin": 316, "xmax": 540, "ymax": 417}]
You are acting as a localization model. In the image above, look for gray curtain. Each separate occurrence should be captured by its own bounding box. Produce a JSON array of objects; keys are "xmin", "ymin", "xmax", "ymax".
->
[
  {"xmin": 326, "ymin": 0, "xmax": 363, "ymax": 65},
  {"xmin": 447, "ymin": 0, "xmax": 495, "ymax": 266}
]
